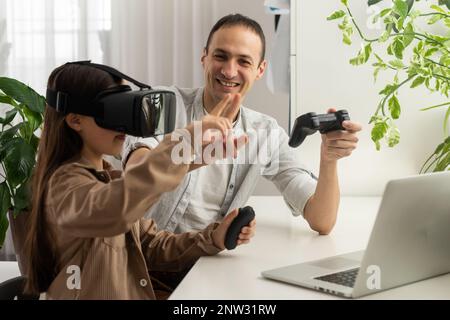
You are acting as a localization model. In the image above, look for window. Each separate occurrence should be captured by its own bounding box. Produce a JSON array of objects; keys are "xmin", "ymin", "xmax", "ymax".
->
[{"xmin": 4, "ymin": 0, "xmax": 111, "ymax": 94}]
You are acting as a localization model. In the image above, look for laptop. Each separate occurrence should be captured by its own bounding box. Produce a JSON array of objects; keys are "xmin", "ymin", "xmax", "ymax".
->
[{"xmin": 261, "ymin": 171, "xmax": 450, "ymax": 298}]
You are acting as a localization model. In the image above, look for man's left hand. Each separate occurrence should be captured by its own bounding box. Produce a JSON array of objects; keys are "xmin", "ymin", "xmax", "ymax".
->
[{"xmin": 321, "ymin": 108, "xmax": 362, "ymax": 162}]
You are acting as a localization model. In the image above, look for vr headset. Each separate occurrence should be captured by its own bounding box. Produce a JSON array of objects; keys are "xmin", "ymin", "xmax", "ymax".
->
[{"xmin": 46, "ymin": 60, "xmax": 176, "ymax": 137}]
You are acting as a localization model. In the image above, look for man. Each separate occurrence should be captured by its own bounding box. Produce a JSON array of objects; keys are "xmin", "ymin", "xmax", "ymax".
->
[{"xmin": 124, "ymin": 14, "xmax": 362, "ymax": 236}]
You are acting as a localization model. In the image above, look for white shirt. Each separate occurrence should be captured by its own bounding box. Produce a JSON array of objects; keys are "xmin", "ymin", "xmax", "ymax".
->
[
  {"xmin": 175, "ymin": 107, "xmax": 238, "ymax": 233},
  {"xmin": 122, "ymin": 86, "xmax": 318, "ymax": 233}
]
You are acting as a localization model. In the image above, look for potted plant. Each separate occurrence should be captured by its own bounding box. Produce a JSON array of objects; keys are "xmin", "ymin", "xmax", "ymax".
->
[
  {"xmin": 0, "ymin": 76, "xmax": 45, "ymax": 271},
  {"xmin": 328, "ymin": 0, "xmax": 450, "ymax": 172}
]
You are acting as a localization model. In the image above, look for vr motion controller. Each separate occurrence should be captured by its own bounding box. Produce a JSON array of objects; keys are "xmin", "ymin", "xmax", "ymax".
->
[{"xmin": 224, "ymin": 206, "xmax": 255, "ymax": 250}]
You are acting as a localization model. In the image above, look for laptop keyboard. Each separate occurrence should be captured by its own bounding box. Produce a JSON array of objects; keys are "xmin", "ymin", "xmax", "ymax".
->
[{"xmin": 314, "ymin": 267, "xmax": 360, "ymax": 288}]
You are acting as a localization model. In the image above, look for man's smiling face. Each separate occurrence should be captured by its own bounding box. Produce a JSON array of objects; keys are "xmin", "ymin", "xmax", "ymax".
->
[{"xmin": 201, "ymin": 25, "xmax": 266, "ymax": 110}]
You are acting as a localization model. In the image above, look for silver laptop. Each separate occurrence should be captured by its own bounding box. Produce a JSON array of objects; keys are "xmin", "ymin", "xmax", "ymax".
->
[{"xmin": 262, "ymin": 171, "xmax": 450, "ymax": 298}]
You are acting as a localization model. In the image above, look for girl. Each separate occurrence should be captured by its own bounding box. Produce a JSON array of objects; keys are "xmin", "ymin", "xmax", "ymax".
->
[{"xmin": 24, "ymin": 63, "xmax": 254, "ymax": 299}]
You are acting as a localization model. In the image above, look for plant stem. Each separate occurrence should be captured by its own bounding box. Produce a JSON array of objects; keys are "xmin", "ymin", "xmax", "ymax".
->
[
  {"xmin": 425, "ymin": 57, "xmax": 450, "ymax": 70},
  {"xmin": 420, "ymin": 101, "xmax": 450, "ymax": 111},
  {"xmin": 419, "ymin": 12, "xmax": 450, "ymax": 19},
  {"xmin": 414, "ymin": 32, "xmax": 450, "ymax": 54},
  {"xmin": 376, "ymin": 76, "xmax": 415, "ymax": 116},
  {"xmin": 433, "ymin": 73, "xmax": 450, "ymax": 82},
  {"xmin": 344, "ymin": 5, "xmax": 378, "ymax": 43}
]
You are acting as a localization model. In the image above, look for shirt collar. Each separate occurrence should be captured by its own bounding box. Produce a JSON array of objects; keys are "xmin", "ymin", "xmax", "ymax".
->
[{"xmin": 69, "ymin": 156, "xmax": 122, "ymax": 180}]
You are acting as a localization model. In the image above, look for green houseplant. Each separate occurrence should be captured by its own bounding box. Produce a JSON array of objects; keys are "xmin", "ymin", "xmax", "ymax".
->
[
  {"xmin": 328, "ymin": 0, "xmax": 450, "ymax": 172},
  {"xmin": 0, "ymin": 77, "xmax": 45, "ymax": 250}
]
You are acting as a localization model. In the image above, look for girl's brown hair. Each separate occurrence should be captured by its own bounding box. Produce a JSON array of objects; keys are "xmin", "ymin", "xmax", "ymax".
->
[{"xmin": 24, "ymin": 63, "xmax": 121, "ymax": 295}]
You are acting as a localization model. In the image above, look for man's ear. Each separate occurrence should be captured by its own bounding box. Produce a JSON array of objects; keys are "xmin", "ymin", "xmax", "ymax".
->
[
  {"xmin": 255, "ymin": 59, "xmax": 267, "ymax": 80},
  {"xmin": 201, "ymin": 48, "xmax": 208, "ymax": 66},
  {"xmin": 65, "ymin": 113, "xmax": 83, "ymax": 132}
]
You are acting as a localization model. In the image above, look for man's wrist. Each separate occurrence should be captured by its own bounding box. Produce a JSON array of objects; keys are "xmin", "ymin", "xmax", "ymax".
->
[
  {"xmin": 320, "ymin": 157, "xmax": 338, "ymax": 166},
  {"xmin": 319, "ymin": 155, "xmax": 338, "ymax": 176}
]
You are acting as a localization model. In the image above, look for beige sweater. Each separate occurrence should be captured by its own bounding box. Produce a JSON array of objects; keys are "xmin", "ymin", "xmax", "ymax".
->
[{"xmin": 45, "ymin": 135, "xmax": 221, "ymax": 299}]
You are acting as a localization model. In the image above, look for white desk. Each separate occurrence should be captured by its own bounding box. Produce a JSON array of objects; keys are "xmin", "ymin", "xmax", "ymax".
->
[{"xmin": 170, "ymin": 196, "xmax": 450, "ymax": 300}]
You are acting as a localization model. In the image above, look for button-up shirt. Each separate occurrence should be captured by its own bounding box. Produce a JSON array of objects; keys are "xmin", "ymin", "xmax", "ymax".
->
[{"xmin": 123, "ymin": 87, "xmax": 317, "ymax": 233}]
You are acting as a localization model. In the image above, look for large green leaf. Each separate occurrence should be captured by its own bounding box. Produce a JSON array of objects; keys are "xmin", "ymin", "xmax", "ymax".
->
[
  {"xmin": 379, "ymin": 84, "xmax": 397, "ymax": 95},
  {"xmin": 22, "ymin": 105, "xmax": 43, "ymax": 134},
  {"xmin": 327, "ymin": 10, "xmax": 346, "ymax": 21},
  {"xmin": 390, "ymin": 0, "xmax": 415, "ymax": 33},
  {"xmin": 0, "ymin": 77, "xmax": 45, "ymax": 114},
  {"xmin": 0, "ymin": 124, "xmax": 23, "ymax": 146},
  {"xmin": 394, "ymin": 2, "xmax": 407, "ymax": 20},
  {"xmin": 434, "ymin": 151, "xmax": 450, "ymax": 171},
  {"xmin": 0, "ymin": 213, "xmax": 8, "ymax": 248},
  {"xmin": 371, "ymin": 121, "xmax": 389, "ymax": 150},
  {"xmin": 0, "ymin": 182, "xmax": 11, "ymax": 248},
  {"xmin": 0, "ymin": 94, "xmax": 19, "ymax": 108},
  {"xmin": 30, "ymin": 134, "xmax": 40, "ymax": 154},
  {"xmin": 0, "ymin": 182, "xmax": 11, "ymax": 215},
  {"xmin": 13, "ymin": 183, "xmax": 30, "ymax": 214},
  {"xmin": 387, "ymin": 126, "xmax": 401, "ymax": 147},
  {"xmin": 379, "ymin": 24, "xmax": 393, "ymax": 43},
  {"xmin": 350, "ymin": 43, "xmax": 372, "ymax": 65},
  {"xmin": 3, "ymin": 138, "xmax": 35, "ymax": 188},
  {"xmin": 402, "ymin": 23, "xmax": 415, "ymax": 48},
  {"xmin": 410, "ymin": 76, "xmax": 426, "ymax": 88},
  {"xmin": 392, "ymin": 38, "xmax": 405, "ymax": 59},
  {"xmin": 406, "ymin": 0, "xmax": 415, "ymax": 14},
  {"xmin": 431, "ymin": 4, "xmax": 447, "ymax": 14},
  {"xmin": 388, "ymin": 95, "xmax": 401, "ymax": 119},
  {"xmin": 0, "ymin": 109, "xmax": 18, "ymax": 126},
  {"xmin": 388, "ymin": 59, "xmax": 405, "ymax": 69}
]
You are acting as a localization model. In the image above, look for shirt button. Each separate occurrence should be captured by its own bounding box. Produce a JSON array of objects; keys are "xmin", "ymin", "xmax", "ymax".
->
[
  {"xmin": 229, "ymin": 184, "xmax": 234, "ymax": 189},
  {"xmin": 140, "ymin": 279, "xmax": 148, "ymax": 287}
]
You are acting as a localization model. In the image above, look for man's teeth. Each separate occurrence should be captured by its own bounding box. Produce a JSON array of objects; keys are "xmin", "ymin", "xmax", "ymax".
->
[{"xmin": 218, "ymin": 79, "xmax": 238, "ymax": 87}]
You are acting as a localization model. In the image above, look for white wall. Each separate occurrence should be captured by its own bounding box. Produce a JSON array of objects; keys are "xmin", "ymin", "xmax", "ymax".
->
[{"xmin": 292, "ymin": 0, "xmax": 448, "ymax": 196}]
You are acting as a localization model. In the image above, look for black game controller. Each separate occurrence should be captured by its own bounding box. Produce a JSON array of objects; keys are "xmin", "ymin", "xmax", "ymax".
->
[
  {"xmin": 288, "ymin": 110, "xmax": 350, "ymax": 148},
  {"xmin": 224, "ymin": 206, "xmax": 255, "ymax": 250}
]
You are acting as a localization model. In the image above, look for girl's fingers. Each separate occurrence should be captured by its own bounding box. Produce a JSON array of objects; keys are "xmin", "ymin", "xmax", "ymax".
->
[
  {"xmin": 222, "ymin": 93, "xmax": 241, "ymax": 121},
  {"xmin": 209, "ymin": 94, "xmax": 232, "ymax": 116}
]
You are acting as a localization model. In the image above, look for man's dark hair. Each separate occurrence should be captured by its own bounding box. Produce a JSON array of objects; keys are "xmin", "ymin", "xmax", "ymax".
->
[{"xmin": 205, "ymin": 13, "xmax": 266, "ymax": 64}]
